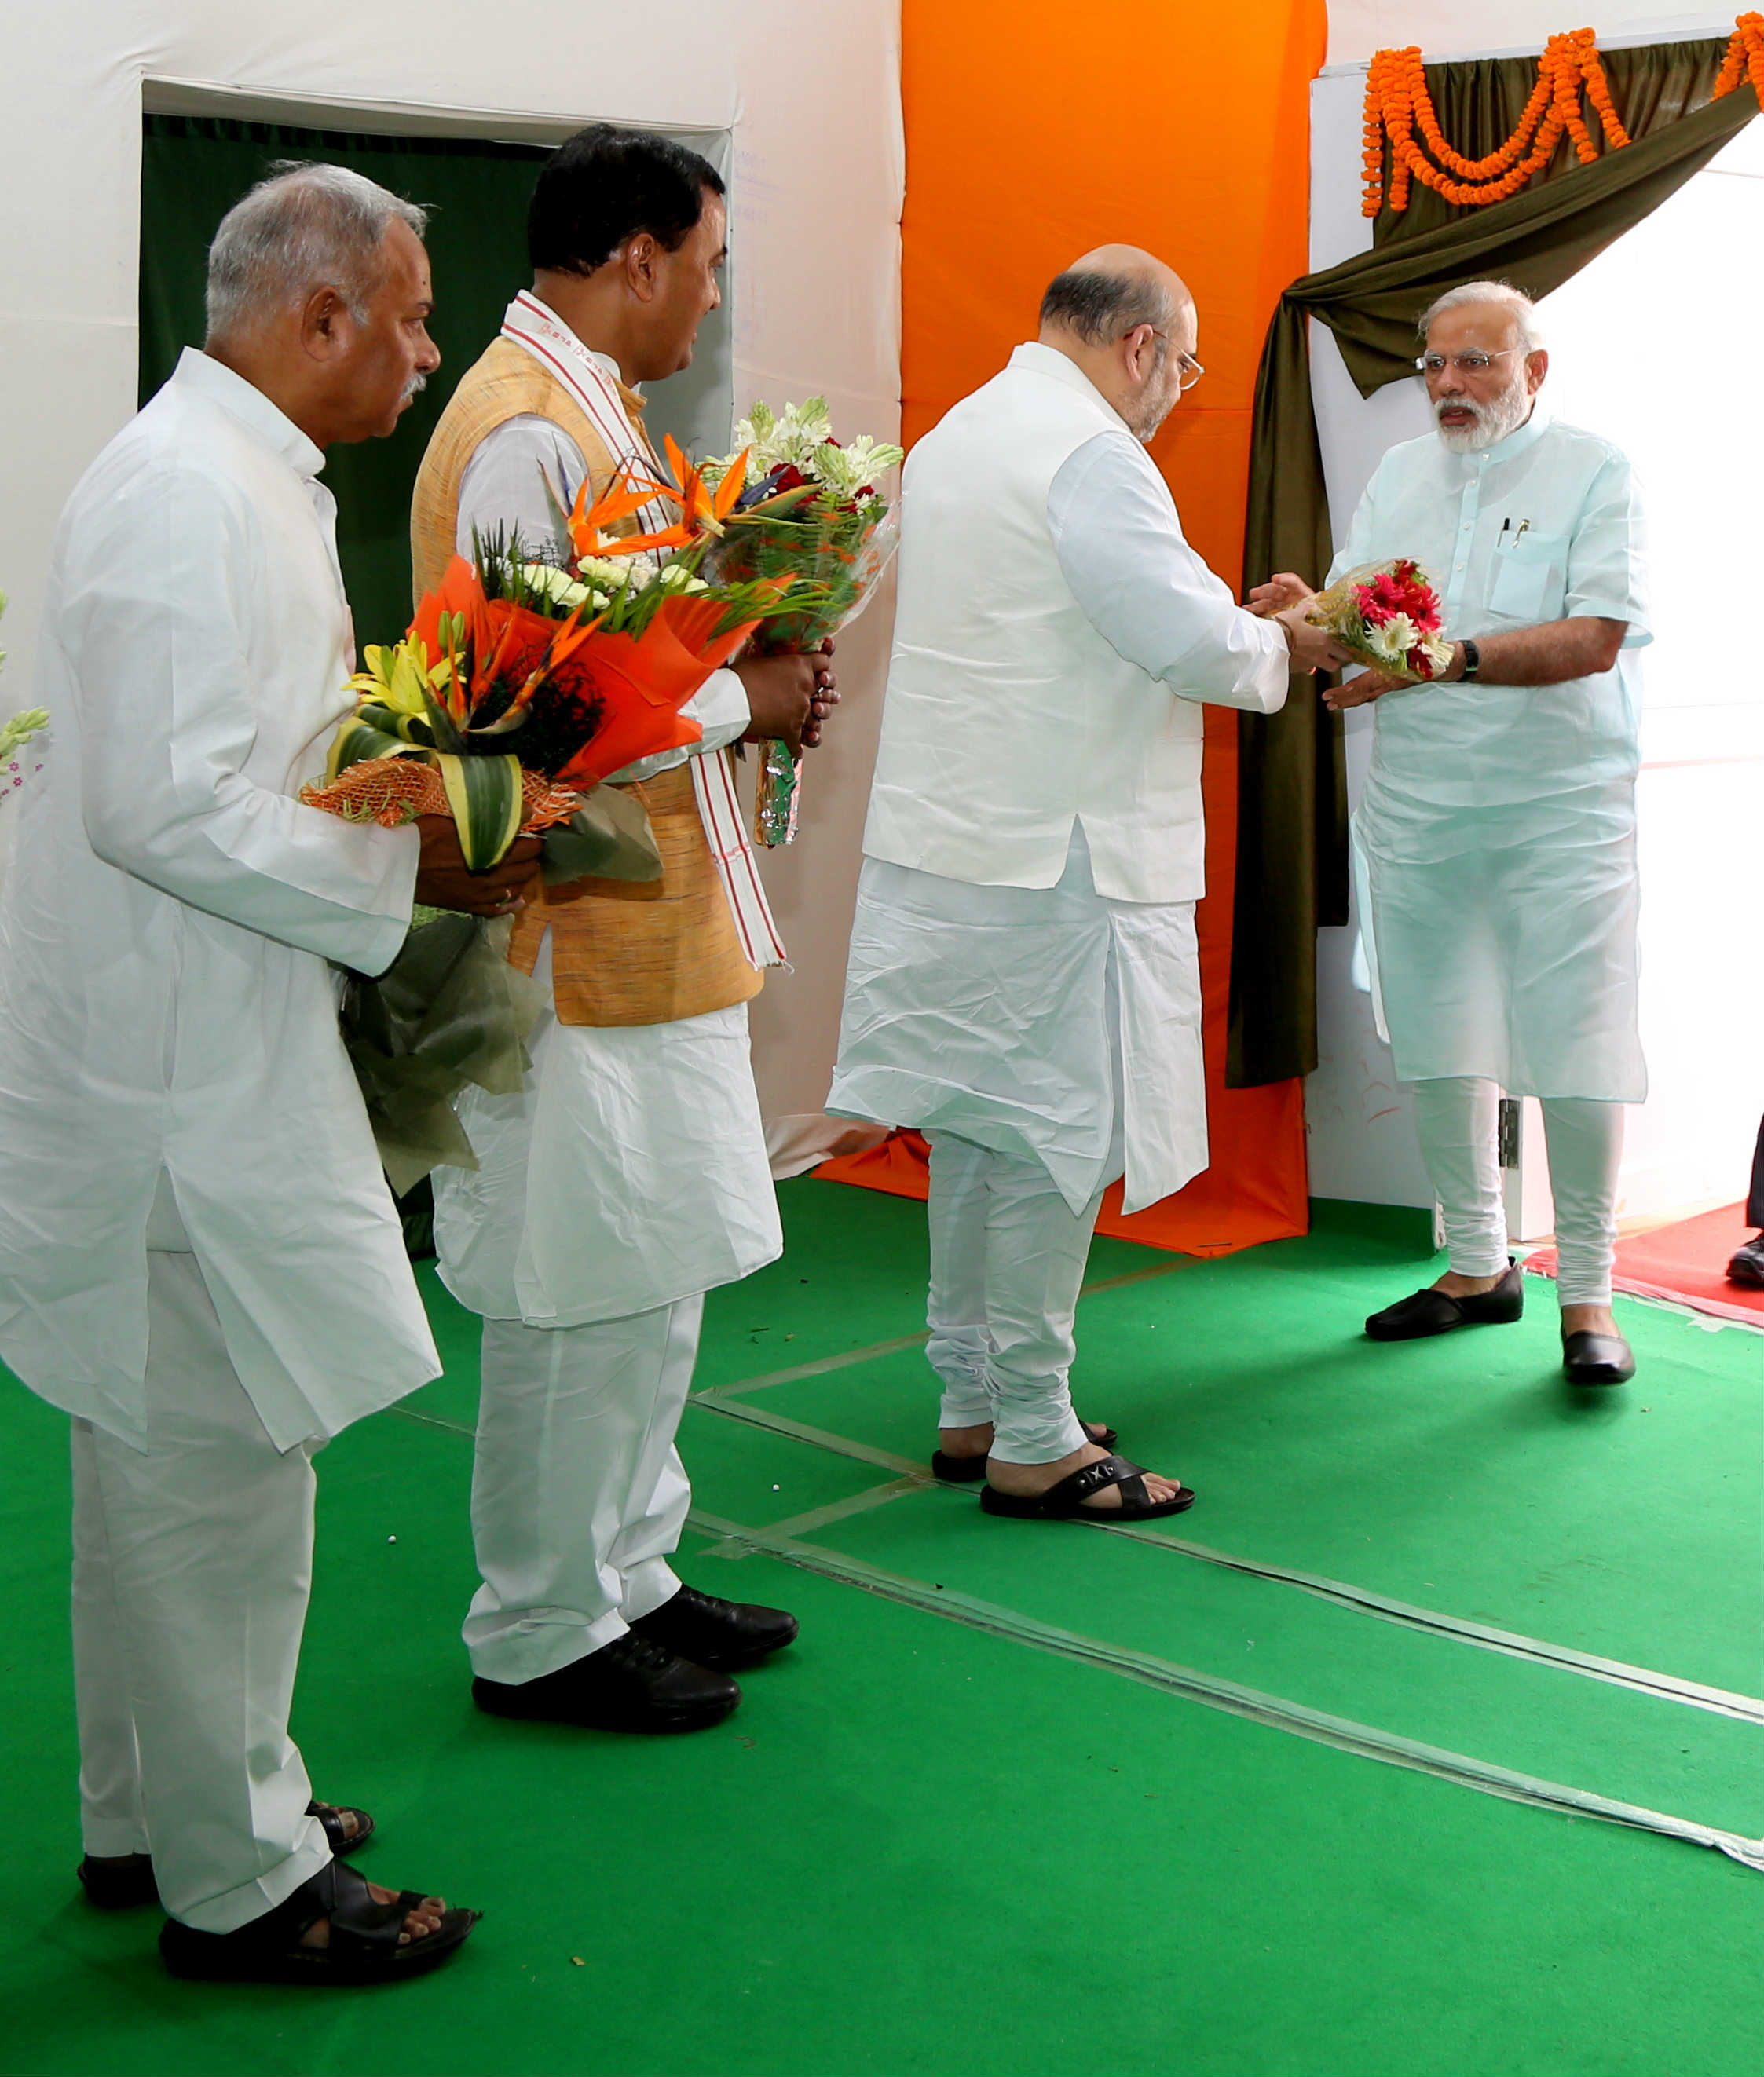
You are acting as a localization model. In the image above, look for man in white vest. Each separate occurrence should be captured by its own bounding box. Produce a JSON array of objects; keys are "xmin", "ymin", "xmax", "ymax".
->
[{"xmin": 828, "ymin": 248, "xmax": 1341, "ymax": 1523}]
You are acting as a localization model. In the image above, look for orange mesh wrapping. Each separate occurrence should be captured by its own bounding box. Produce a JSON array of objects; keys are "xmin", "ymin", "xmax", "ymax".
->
[{"xmin": 301, "ymin": 755, "xmax": 583, "ymax": 833}]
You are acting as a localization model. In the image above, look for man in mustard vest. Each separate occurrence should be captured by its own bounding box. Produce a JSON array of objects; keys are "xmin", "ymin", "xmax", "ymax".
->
[{"xmin": 410, "ymin": 127, "xmax": 832, "ymax": 1733}]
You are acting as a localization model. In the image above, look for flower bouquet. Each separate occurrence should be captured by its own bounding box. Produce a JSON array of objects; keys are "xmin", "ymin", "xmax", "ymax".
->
[
  {"xmin": 701, "ymin": 399, "xmax": 904, "ymax": 845},
  {"xmin": 1305, "ymin": 558, "xmax": 1453, "ymax": 682},
  {"xmin": 302, "ymin": 471, "xmax": 806, "ymax": 1189},
  {"xmin": 304, "ymin": 478, "xmax": 803, "ymax": 876}
]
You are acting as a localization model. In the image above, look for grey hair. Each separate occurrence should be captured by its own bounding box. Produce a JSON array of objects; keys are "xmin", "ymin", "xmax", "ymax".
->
[
  {"xmin": 1419, "ymin": 280, "xmax": 1546, "ymax": 353},
  {"xmin": 1040, "ymin": 268, "xmax": 1174, "ymax": 348},
  {"xmin": 205, "ymin": 162, "xmax": 429, "ymax": 341}
]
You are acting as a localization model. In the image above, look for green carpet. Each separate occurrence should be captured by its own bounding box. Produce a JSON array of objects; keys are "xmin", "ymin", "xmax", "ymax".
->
[{"xmin": 1, "ymin": 1179, "xmax": 1759, "ymax": 2077}]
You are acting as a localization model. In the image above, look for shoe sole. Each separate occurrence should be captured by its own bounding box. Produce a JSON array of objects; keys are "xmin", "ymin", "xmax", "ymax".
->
[
  {"xmin": 681, "ymin": 1629, "xmax": 800, "ymax": 1675},
  {"xmin": 979, "ymin": 1485, "xmax": 1197, "ymax": 1523},
  {"xmin": 472, "ymin": 1688, "xmax": 739, "ymax": 1734},
  {"xmin": 159, "ymin": 1909, "xmax": 480, "ymax": 1985},
  {"xmin": 1365, "ymin": 1306, "xmax": 1524, "ymax": 1341}
]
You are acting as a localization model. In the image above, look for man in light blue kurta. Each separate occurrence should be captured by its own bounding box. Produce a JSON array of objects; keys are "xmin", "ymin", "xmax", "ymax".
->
[{"xmin": 1257, "ymin": 281, "xmax": 1649, "ymax": 1386}]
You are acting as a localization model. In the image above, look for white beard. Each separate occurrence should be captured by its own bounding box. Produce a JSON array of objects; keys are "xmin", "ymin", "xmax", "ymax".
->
[{"xmin": 1435, "ymin": 377, "xmax": 1533, "ymax": 454}]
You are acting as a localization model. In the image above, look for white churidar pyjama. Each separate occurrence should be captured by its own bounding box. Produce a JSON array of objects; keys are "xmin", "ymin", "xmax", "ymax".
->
[
  {"xmin": 925, "ymin": 1133, "xmax": 1107, "ymax": 1462},
  {"xmin": 1410, "ymin": 1077, "xmax": 1624, "ymax": 1306},
  {"xmin": 70, "ymin": 1244, "xmax": 329, "ymax": 1932},
  {"xmin": 463, "ymin": 1296, "xmax": 699, "ymax": 1683},
  {"xmin": 433, "ymin": 929, "xmax": 781, "ymax": 1684}
]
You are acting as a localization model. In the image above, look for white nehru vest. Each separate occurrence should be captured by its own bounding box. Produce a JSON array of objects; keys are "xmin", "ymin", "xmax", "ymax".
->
[{"xmin": 864, "ymin": 349, "xmax": 1214, "ymax": 905}]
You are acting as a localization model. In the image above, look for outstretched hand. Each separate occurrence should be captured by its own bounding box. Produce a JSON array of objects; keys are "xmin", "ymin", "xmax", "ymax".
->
[
  {"xmin": 1247, "ymin": 571, "xmax": 1316, "ymax": 616},
  {"xmin": 412, "ymin": 817, "xmax": 544, "ymax": 916},
  {"xmin": 1275, "ymin": 607, "xmax": 1350, "ymax": 676},
  {"xmin": 1322, "ymin": 667, "xmax": 1413, "ymax": 711}
]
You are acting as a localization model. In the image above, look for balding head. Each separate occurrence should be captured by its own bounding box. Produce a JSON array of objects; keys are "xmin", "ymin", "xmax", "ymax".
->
[
  {"xmin": 1040, "ymin": 246, "xmax": 1191, "ymax": 346},
  {"xmin": 1038, "ymin": 246, "xmax": 1199, "ymax": 442}
]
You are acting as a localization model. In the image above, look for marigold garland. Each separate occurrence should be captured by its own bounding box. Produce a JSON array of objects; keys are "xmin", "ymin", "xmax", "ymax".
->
[{"xmin": 1362, "ymin": 15, "xmax": 1762, "ymax": 218}]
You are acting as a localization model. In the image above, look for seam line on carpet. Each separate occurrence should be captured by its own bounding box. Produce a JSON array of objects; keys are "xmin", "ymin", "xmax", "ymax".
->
[
  {"xmin": 686, "ymin": 1508, "xmax": 1764, "ymax": 1873},
  {"xmin": 679, "ymin": 1392, "xmax": 1764, "ymax": 1725},
  {"xmin": 700, "ymin": 1256, "xmax": 1199, "ymax": 1400}
]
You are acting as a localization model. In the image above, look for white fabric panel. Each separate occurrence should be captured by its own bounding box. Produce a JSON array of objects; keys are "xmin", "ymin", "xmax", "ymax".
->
[
  {"xmin": 1324, "ymin": 5, "xmax": 1737, "ymax": 69},
  {"xmin": 0, "ymin": 0, "xmax": 903, "ymax": 1168}
]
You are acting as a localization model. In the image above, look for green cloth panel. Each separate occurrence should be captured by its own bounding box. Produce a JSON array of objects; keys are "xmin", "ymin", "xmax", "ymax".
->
[
  {"xmin": 1370, "ymin": 37, "xmax": 1733, "ymax": 247},
  {"xmin": 1226, "ymin": 49, "xmax": 1759, "ymax": 1088},
  {"xmin": 138, "ymin": 115, "xmax": 550, "ymax": 654}
]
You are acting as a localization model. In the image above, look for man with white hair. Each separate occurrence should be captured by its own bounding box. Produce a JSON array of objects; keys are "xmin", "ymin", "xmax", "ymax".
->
[
  {"xmin": 0, "ymin": 163, "xmax": 502, "ymax": 1981},
  {"xmin": 829, "ymin": 248, "xmax": 1342, "ymax": 1521},
  {"xmin": 1254, "ymin": 280, "xmax": 1649, "ymax": 1386}
]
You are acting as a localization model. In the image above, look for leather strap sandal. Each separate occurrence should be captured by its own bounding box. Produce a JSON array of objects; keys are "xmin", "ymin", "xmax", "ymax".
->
[
  {"xmin": 979, "ymin": 1452, "xmax": 1195, "ymax": 1522},
  {"xmin": 933, "ymin": 1419, "xmax": 1117, "ymax": 1483},
  {"xmin": 79, "ymin": 1801, "xmax": 373, "ymax": 1912},
  {"xmin": 158, "ymin": 1858, "xmax": 479, "ymax": 1985},
  {"xmin": 1562, "ymin": 1329, "xmax": 1635, "ymax": 1384},
  {"xmin": 1364, "ymin": 1260, "xmax": 1524, "ymax": 1341}
]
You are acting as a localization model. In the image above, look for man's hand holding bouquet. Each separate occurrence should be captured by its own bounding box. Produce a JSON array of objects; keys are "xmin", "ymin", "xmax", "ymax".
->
[
  {"xmin": 302, "ymin": 456, "xmax": 814, "ymax": 1188},
  {"xmin": 1249, "ymin": 558, "xmax": 1453, "ymax": 711},
  {"xmin": 701, "ymin": 399, "xmax": 904, "ymax": 844}
]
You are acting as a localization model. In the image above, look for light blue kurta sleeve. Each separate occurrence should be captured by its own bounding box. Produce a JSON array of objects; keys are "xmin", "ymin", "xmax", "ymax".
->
[
  {"xmin": 456, "ymin": 416, "xmax": 750, "ymax": 777},
  {"xmin": 1565, "ymin": 451, "xmax": 1652, "ymax": 648},
  {"xmin": 1047, "ymin": 429, "xmax": 1289, "ymax": 713}
]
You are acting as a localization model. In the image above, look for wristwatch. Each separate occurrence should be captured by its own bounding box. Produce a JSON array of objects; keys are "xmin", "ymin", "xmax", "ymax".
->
[{"xmin": 1458, "ymin": 638, "xmax": 1480, "ymax": 682}]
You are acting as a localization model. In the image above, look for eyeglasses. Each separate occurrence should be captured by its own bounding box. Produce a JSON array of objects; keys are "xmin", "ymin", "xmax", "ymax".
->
[
  {"xmin": 1414, "ymin": 348, "xmax": 1523, "ymax": 376},
  {"xmin": 1148, "ymin": 331, "xmax": 1206, "ymax": 389}
]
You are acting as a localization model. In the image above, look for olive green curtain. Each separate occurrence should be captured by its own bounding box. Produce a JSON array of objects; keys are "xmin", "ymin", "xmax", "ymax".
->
[
  {"xmin": 139, "ymin": 116, "xmax": 551, "ymax": 652},
  {"xmin": 1227, "ymin": 42, "xmax": 1756, "ymax": 1089}
]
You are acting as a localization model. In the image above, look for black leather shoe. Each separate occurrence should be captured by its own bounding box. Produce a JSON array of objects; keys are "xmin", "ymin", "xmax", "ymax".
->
[
  {"xmin": 1727, "ymin": 1234, "xmax": 1764, "ymax": 1289},
  {"xmin": 472, "ymin": 1631, "xmax": 739, "ymax": 1733},
  {"xmin": 1365, "ymin": 1260, "xmax": 1524, "ymax": 1341},
  {"xmin": 1562, "ymin": 1329, "xmax": 1635, "ymax": 1385},
  {"xmin": 628, "ymin": 1585, "xmax": 800, "ymax": 1673}
]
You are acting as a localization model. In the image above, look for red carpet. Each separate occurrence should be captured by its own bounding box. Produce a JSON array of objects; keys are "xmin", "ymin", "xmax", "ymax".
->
[
  {"xmin": 1526, "ymin": 1201, "xmax": 1764, "ymax": 1324},
  {"xmin": 815, "ymin": 1126, "xmax": 1307, "ymax": 1258}
]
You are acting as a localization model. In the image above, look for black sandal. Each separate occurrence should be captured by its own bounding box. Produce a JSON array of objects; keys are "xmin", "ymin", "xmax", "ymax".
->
[
  {"xmin": 79, "ymin": 1800, "xmax": 374, "ymax": 1911},
  {"xmin": 932, "ymin": 1420, "xmax": 1118, "ymax": 1483},
  {"xmin": 159, "ymin": 1858, "xmax": 479, "ymax": 1985},
  {"xmin": 979, "ymin": 1452, "xmax": 1195, "ymax": 1522}
]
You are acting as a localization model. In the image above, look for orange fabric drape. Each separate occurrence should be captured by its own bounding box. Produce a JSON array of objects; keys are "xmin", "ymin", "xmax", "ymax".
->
[{"xmin": 818, "ymin": 0, "xmax": 1327, "ymax": 1256}]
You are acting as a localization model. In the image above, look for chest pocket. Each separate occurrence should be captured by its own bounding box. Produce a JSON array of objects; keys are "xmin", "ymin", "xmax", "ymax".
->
[{"xmin": 1487, "ymin": 529, "xmax": 1568, "ymax": 623}]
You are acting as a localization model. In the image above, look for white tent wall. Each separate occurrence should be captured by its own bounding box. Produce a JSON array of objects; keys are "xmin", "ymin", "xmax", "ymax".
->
[
  {"xmin": 1304, "ymin": 9, "xmax": 1761, "ymax": 1235},
  {"xmin": 0, "ymin": 1, "xmax": 903, "ymax": 1163},
  {"xmin": 1325, "ymin": 3, "xmax": 1738, "ymax": 65}
]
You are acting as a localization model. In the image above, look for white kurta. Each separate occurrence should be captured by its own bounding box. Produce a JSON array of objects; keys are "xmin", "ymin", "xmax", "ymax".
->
[
  {"xmin": 1336, "ymin": 400, "xmax": 1651, "ymax": 1099},
  {"xmin": 431, "ymin": 315, "xmax": 780, "ymax": 1326},
  {"xmin": 0, "ymin": 349, "xmax": 437, "ymax": 1450},
  {"xmin": 829, "ymin": 417, "xmax": 1287, "ymax": 1215}
]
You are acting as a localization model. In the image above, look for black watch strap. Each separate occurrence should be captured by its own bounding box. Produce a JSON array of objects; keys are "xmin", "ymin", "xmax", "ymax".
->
[{"xmin": 1459, "ymin": 638, "xmax": 1480, "ymax": 682}]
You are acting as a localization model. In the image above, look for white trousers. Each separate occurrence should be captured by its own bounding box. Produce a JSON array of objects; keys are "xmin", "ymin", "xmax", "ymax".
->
[
  {"xmin": 924, "ymin": 1131, "xmax": 1104, "ymax": 1464},
  {"xmin": 463, "ymin": 1295, "xmax": 700, "ymax": 1684},
  {"xmin": 1410, "ymin": 1077, "xmax": 1625, "ymax": 1305},
  {"xmin": 71, "ymin": 1249, "xmax": 330, "ymax": 1931}
]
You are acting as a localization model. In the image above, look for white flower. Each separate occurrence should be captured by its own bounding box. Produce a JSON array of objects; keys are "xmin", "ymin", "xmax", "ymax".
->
[
  {"xmin": 708, "ymin": 398, "xmax": 902, "ymax": 497},
  {"xmin": 1364, "ymin": 612, "xmax": 1421, "ymax": 665},
  {"xmin": 574, "ymin": 553, "xmax": 659, "ymax": 591},
  {"xmin": 522, "ymin": 561, "xmax": 595, "ymax": 613},
  {"xmin": 657, "ymin": 563, "xmax": 710, "ymax": 594}
]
